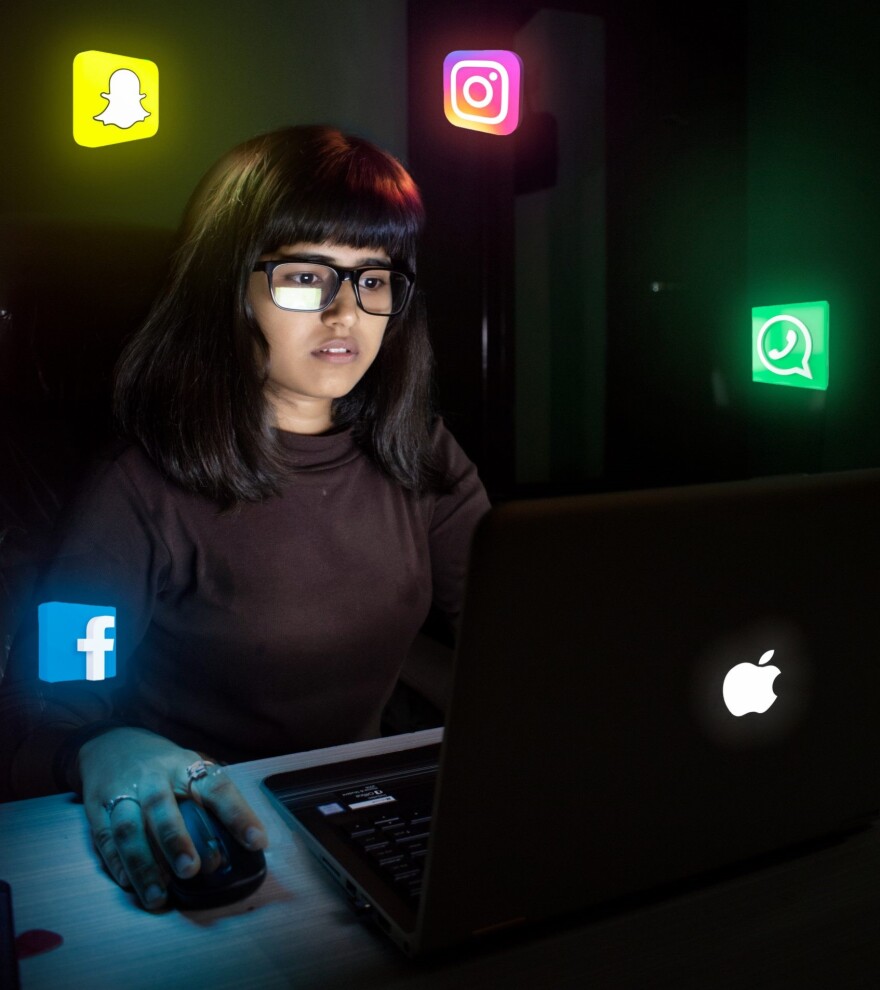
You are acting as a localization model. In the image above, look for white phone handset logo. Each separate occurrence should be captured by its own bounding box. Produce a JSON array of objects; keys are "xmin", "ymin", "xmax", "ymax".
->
[
  {"xmin": 757, "ymin": 315, "xmax": 814, "ymax": 380},
  {"xmin": 767, "ymin": 329, "xmax": 797, "ymax": 361}
]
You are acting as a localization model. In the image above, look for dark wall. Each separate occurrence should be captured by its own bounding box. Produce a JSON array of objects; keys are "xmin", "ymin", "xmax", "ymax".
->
[
  {"xmin": 410, "ymin": 0, "xmax": 880, "ymax": 496},
  {"xmin": 406, "ymin": 1, "xmax": 530, "ymax": 494},
  {"xmin": 746, "ymin": 0, "xmax": 880, "ymax": 477},
  {"xmin": 1, "ymin": 0, "xmax": 878, "ymax": 502},
  {"xmin": 0, "ymin": 0, "xmax": 408, "ymax": 229},
  {"xmin": 603, "ymin": 2, "xmax": 749, "ymax": 490},
  {"xmin": 595, "ymin": 0, "xmax": 880, "ymax": 488},
  {"xmin": 406, "ymin": 1, "xmax": 751, "ymax": 495}
]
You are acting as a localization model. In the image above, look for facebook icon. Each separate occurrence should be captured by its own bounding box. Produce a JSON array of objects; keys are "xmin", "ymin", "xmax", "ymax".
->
[{"xmin": 38, "ymin": 602, "xmax": 117, "ymax": 683}]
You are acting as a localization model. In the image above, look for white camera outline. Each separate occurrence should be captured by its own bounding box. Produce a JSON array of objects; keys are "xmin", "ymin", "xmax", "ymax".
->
[{"xmin": 450, "ymin": 59, "xmax": 510, "ymax": 126}]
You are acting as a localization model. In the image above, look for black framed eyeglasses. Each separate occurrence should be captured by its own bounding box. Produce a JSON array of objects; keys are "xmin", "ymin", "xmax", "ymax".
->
[{"xmin": 252, "ymin": 261, "xmax": 415, "ymax": 316}]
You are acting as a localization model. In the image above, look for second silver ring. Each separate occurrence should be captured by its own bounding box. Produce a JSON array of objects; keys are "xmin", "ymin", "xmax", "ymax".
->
[{"xmin": 184, "ymin": 759, "xmax": 219, "ymax": 801}]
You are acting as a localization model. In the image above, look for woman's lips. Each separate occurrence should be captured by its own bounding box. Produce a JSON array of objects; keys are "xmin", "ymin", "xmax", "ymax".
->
[{"xmin": 311, "ymin": 338, "xmax": 359, "ymax": 364}]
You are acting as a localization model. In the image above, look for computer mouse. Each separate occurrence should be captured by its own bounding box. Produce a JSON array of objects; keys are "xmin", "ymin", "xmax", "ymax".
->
[{"xmin": 168, "ymin": 798, "xmax": 267, "ymax": 909}]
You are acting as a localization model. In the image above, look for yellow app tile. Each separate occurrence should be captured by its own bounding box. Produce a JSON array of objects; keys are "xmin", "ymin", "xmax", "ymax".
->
[{"xmin": 73, "ymin": 50, "xmax": 159, "ymax": 147}]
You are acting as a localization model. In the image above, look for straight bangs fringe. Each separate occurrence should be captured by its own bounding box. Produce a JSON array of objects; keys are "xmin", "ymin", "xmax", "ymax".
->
[{"xmin": 262, "ymin": 179, "xmax": 424, "ymax": 268}]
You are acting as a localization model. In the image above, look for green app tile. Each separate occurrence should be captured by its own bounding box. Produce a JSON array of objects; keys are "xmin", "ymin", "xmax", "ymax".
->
[{"xmin": 752, "ymin": 300, "xmax": 829, "ymax": 391}]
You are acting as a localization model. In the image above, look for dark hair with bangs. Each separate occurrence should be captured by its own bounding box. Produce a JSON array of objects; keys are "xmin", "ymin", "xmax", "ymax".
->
[{"xmin": 113, "ymin": 124, "xmax": 447, "ymax": 506}]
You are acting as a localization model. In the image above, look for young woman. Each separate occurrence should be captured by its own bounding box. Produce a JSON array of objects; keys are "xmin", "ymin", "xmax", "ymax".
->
[{"xmin": 1, "ymin": 125, "xmax": 490, "ymax": 910}]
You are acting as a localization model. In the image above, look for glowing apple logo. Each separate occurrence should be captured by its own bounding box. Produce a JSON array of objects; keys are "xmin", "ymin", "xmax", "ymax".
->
[{"xmin": 722, "ymin": 649, "xmax": 781, "ymax": 717}]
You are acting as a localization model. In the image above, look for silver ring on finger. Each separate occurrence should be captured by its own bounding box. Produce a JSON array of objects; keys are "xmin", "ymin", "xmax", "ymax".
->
[
  {"xmin": 104, "ymin": 793, "xmax": 141, "ymax": 816},
  {"xmin": 185, "ymin": 760, "xmax": 219, "ymax": 801}
]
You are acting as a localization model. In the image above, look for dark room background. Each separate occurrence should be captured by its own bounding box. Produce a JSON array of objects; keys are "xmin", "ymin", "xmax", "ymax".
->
[{"xmin": 1, "ymin": 0, "xmax": 878, "ymax": 506}]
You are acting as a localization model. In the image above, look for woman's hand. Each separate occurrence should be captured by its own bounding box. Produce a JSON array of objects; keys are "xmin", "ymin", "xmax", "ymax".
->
[{"xmin": 78, "ymin": 727, "xmax": 269, "ymax": 910}]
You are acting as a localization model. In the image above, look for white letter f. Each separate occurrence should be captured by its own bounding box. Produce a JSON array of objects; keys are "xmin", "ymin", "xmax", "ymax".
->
[{"xmin": 77, "ymin": 615, "xmax": 116, "ymax": 681}]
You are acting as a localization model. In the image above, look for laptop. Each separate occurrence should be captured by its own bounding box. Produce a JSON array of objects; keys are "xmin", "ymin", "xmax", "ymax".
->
[{"xmin": 262, "ymin": 467, "xmax": 880, "ymax": 957}]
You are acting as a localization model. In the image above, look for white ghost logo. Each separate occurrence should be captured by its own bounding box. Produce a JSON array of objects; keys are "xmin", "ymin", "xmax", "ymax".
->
[{"xmin": 93, "ymin": 68, "xmax": 150, "ymax": 129}]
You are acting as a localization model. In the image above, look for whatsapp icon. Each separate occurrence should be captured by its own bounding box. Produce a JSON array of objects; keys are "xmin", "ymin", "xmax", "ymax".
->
[{"xmin": 752, "ymin": 300, "xmax": 829, "ymax": 391}]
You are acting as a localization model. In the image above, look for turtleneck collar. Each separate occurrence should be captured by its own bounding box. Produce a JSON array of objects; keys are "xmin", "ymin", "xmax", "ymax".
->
[{"xmin": 272, "ymin": 425, "xmax": 361, "ymax": 471}]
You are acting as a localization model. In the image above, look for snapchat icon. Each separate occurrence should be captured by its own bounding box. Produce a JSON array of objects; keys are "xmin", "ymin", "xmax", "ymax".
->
[{"xmin": 73, "ymin": 51, "xmax": 159, "ymax": 147}]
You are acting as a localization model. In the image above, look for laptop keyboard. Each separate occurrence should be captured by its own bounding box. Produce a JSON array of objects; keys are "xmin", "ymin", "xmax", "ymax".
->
[{"xmin": 339, "ymin": 806, "xmax": 432, "ymax": 903}]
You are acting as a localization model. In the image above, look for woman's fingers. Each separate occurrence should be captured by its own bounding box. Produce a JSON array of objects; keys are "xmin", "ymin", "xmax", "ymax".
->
[
  {"xmin": 85, "ymin": 777, "xmax": 201, "ymax": 910},
  {"xmin": 187, "ymin": 765, "xmax": 269, "ymax": 853},
  {"xmin": 94, "ymin": 795, "xmax": 169, "ymax": 909},
  {"xmin": 138, "ymin": 771, "xmax": 201, "ymax": 879},
  {"xmin": 81, "ymin": 743, "xmax": 268, "ymax": 910},
  {"xmin": 86, "ymin": 803, "xmax": 132, "ymax": 889}
]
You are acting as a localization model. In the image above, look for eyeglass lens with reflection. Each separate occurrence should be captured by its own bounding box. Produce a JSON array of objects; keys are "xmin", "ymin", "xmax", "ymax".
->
[{"xmin": 253, "ymin": 261, "xmax": 414, "ymax": 316}]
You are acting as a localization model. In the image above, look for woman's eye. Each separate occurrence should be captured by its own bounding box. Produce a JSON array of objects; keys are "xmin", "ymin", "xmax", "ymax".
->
[
  {"xmin": 282, "ymin": 270, "xmax": 323, "ymax": 285},
  {"xmin": 359, "ymin": 275, "xmax": 386, "ymax": 291}
]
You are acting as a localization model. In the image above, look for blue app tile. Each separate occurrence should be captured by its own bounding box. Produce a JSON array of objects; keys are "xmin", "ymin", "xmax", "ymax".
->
[{"xmin": 38, "ymin": 602, "xmax": 117, "ymax": 682}]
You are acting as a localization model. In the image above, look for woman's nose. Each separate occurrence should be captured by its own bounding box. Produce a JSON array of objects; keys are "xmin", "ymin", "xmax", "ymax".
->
[{"xmin": 323, "ymin": 276, "xmax": 359, "ymax": 321}]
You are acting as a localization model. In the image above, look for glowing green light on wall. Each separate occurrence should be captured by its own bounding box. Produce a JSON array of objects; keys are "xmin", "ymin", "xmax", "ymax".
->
[{"xmin": 752, "ymin": 300, "xmax": 829, "ymax": 391}]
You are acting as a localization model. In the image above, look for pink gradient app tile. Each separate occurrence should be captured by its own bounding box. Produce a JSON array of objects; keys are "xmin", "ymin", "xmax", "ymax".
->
[{"xmin": 443, "ymin": 50, "xmax": 523, "ymax": 136}]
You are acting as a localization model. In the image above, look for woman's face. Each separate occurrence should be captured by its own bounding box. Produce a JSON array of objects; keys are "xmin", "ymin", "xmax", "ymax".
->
[{"xmin": 248, "ymin": 240, "xmax": 392, "ymax": 434}]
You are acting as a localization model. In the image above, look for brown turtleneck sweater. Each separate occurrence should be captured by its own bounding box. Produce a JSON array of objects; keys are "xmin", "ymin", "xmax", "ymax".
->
[{"xmin": 2, "ymin": 421, "xmax": 490, "ymax": 796}]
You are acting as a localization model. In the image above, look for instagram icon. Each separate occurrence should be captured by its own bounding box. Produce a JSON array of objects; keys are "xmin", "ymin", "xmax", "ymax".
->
[{"xmin": 443, "ymin": 50, "xmax": 523, "ymax": 136}]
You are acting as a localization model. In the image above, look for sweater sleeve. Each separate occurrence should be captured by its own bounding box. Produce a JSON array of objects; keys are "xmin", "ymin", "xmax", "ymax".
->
[
  {"xmin": 427, "ymin": 421, "xmax": 492, "ymax": 629},
  {"xmin": 0, "ymin": 449, "xmax": 170, "ymax": 798}
]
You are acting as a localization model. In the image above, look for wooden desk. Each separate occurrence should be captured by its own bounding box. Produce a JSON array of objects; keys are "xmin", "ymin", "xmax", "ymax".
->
[{"xmin": 3, "ymin": 727, "xmax": 880, "ymax": 989}]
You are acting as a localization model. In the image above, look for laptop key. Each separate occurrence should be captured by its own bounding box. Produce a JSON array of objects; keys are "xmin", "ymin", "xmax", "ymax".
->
[
  {"xmin": 393, "ymin": 829, "xmax": 430, "ymax": 845},
  {"xmin": 375, "ymin": 852, "xmax": 406, "ymax": 868},
  {"xmin": 380, "ymin": 822, "xmax": 407, "ymax": 834},
  {"xmin": 348, "ymin": 826, "xmax": 377, "ymax": 840},
  {"xmin": 363, "ymin": 838, "xmax": 391, "ymax": 852},
  {"xmin": 391, "ymin": 867, "xmax": 421, "ymax": 883},
  {"xmin": 372, "ymin": 815, "xmax": 404, "ymax": 828}
]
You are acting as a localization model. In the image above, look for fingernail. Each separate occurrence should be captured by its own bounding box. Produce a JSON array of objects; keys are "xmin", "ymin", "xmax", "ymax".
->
[
  {"xmin": 175, "ymin": 853, "xmax": 196, "ymax": 876},
  {"xmin": 245, "ymin": 826, "xmax": 267, "ymax": 849},
  {"xmin": 144, "ymin": 884, "xmax": 165, "ymax": 907}
]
